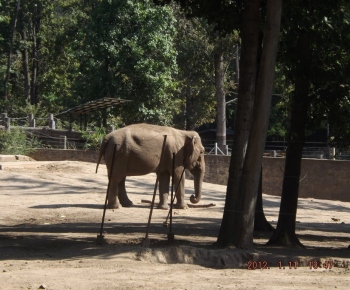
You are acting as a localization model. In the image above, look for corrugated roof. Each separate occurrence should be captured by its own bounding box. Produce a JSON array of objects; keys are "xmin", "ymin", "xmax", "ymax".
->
[{"xmin": 56, "ymin": 98, "xmax": 131, "ymax": 116}]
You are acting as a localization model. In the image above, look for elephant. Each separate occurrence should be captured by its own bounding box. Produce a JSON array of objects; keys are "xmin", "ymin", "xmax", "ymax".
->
[{"xmin": 96, "ymin": 123, "xmax": 205, "ymax": 210}]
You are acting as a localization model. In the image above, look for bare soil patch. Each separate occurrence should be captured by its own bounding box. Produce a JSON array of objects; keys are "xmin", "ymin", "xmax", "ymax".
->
[{"xmin": 0, "ymin": 160, "xmax": 349, "ymax": 290}]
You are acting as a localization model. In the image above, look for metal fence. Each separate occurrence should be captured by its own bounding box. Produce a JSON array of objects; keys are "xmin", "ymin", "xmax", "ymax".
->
[
  {"xmin": 27, "ymin": 130, "xmax": 86, "ymax": 150},
  {"xmin": 2, "ymin": 112, "xmax": 350, "ymax": 159},
  {"xmin": 0, "ymin": 112, "xmax": 87, "ymax": 150},
  {"xmin": 202, "ymin": 139, "xmax": 350, "ymax": 160}
]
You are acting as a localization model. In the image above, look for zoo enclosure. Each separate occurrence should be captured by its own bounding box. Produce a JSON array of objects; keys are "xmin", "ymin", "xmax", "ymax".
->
[
  {"xmin": 2, "ymin": 112, "xmax": 350, "ymax": 159},
  {"xmin": 0, "ymin": 112, "xmax": 110, "ymax": 150}
]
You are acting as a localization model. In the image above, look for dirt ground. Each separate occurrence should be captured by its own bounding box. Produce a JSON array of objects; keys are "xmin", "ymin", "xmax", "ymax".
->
[{"xmin": 0, "ymin": 159, "xmax": 349, "ymax": 290}]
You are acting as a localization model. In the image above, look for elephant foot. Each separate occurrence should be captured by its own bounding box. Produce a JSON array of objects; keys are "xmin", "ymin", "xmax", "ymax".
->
[
  {"xmin": 157, "ymin": 203, "xmax": 169, "ymax": 210},
  {"xmin": 174, "ymin": 202, "xmax": 188, "ymax": 209},
  {"xmin": 121, "ymin": 200, "xmax": 133, "ymax": 207},
  {"xmin": 107, "ymin": 199, "xmax": 120, "ymax": 209}
]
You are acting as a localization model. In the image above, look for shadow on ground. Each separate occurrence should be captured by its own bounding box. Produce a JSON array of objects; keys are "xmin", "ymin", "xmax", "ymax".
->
[{"xmin": 1, "ymin": 217, "xmax": 349, "ymax": 269}]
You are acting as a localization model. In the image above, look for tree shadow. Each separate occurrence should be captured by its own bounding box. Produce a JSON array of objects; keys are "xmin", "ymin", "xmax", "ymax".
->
[
  {"xmin": 1, "ymin": 212, "xmax": 349, "ymax": 264},
  {"xmin": 2, "ymin": 176, "xmax": 102, "ymax": 196},
  {"xmin": 30, "ymin": 204, "xmax": 104, "ymax": 209}
]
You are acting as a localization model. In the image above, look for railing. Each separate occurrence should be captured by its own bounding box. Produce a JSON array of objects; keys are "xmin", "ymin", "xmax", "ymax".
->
[
  {"xmin": 1, "ymin": 112, "xmax": 61, "ymax": 130},
  {"xmin": 0, "ymin": 112, "xmax": 118, "ymax": 151},
  {"xmin": 27, "ymin": 130, "xmax": 86, "ymax": 150},
  {"xmin": 1, "ymin": 112, "xmax": 85, "ymax": 150},
  {"xmin": 2, "ymin": 113, "xmax": 349, "ymax": 159},
  {"xmin": 202, "ymin": 139, "xmax": 349, "ymax": 160}
]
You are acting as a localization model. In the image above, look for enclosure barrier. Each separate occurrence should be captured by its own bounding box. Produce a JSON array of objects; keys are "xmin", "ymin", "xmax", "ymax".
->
[
  {"xmin": 1, "ymin": 112, "xmax": 347, "ymax": 159},
  {"xmin": 1, "ymin": 112, "xmax": 57, "ymax": 129}
]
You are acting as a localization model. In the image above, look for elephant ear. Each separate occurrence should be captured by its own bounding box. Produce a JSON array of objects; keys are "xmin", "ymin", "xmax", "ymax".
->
[{"xmin": 183, "ymin": 136, "xmax": 196, "ymax": 165}]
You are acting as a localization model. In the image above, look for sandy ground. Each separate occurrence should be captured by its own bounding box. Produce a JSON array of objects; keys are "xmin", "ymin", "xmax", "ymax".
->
[{"xmin": 0, "ymin": 160, "xmax": 349, "ymax": 290}]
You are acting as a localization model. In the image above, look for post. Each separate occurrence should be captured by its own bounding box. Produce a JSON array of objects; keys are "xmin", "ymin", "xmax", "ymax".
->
[
  {"xmin": 48, "ymin": 113, "xmax": 55, "ymax": 129},
  {"xmin": 1, "ymin": 113, "xmax": 7, "ymax": 126},
  {"xmin": 28, "ymin": 113, "xmax": 35, "ymax": 127},
  {"xmin": 167, "ymin": 152, "xmax": 175, "ymax": 242},
  {"xmin": 224, "ymin": 145, "xmax": 229, "ymax": 155},
  {"xmin": 108, "ymin": 125, "xmax": 115, "ymax": 133},
  {"xmin": 60, "ymin": 135, "xmax": 67, "ymax": 149},
  {"xmin": 97, "ymin": 143, "xmax": 117, "ymax": 243},
  {"xmin": 5, "ymin": 117, "xmax": 10, "ymax": 132},
  {"xmin": 332, "ymin": 147, "xmax": 336, "ymax": 160}
]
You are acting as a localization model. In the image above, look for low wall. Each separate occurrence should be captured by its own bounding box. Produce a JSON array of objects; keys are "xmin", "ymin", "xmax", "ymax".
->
[
  {"xmin": 204, "ymin": 155, "xmax": 350, "ymax": 202},
  {"xmin": 28, "ymin": 148, "xmax": 101, "ymax": 164},
  {"xmin": 28, "ymin": 149, "xmax": 350, "ymax": 202}
]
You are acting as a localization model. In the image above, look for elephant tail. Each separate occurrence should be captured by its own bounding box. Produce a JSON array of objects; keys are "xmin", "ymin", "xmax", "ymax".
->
[{"xmin": 96, "ymin": 137, "xmax": 108, "ymax": 173}]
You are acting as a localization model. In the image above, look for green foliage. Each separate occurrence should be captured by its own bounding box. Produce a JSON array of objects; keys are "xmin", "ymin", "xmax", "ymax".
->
[
  {"xmin": 74, "ymin": 0, "xmax": 178, "ymax": 125},
  {"xmin": 172, "ymin": 11, "xmax": 215, "ymax": 129},
  {"xmin": 170, "ymin": 0, "xmax": 243, "ymax": 35},
  {"xmin": 0, "ymin": 128, "xmax": 42, "ymax": 155},
  {"xmin": 81, "ymin": 127, "xmax": 107, "ymax": 150},
  {"xmin": 8, "ymin": 0, "xmax": 344, "ymax": 139},
  {"xmin": 278, "ymin": 0, "xmax": 350, "ymax": 145},
  {"xmin": 267, "ymin": 66, "xmax": 293, "ymax": 139},
  {"xmin": 171, "ymin": 5, "xmax": 239, "ymax": 129}
]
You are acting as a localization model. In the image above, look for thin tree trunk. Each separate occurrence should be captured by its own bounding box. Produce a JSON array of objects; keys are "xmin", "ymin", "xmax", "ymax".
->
[
  {"xmin": 21, "ymin": 30, "xmax": 31, "ymax": 102},
  {"xmin": 4, "ymin": 0, "xmax": 21, "ymax": 101},
  {"xmin": 254, "ymin": 167, "xmax": 274, "ymax": 231},
  {"xmin": 232, "ymin": 0, "xmax": 282, "ymax": 249},
  {"xmin": 186, "ymin": 87, "xmax": 195, "ymax": 130},
  {"xmin": 253, "ymin": 31, "xmax": 273, "ymax": 233},
  {"xmin": 216, "ymin": 0, "xmax": 260, "ymax": 247},
  {"xmin": 30, "ymin": 27, "xmax": 38, "ymax": 105},
  {"xmin": 267, "ymin": 33, "xmax": 311, "ymax": 248},
  {"xmin": 235, "ymin": 45, "xmax": 239, "ymax": 88},
  {"xmin": 214, "ymin": 42, "xmax": 226, "ymax": 150},
  {"xmin": 30, "ymin": 3, "xmax": 41, "ymax": 105}
]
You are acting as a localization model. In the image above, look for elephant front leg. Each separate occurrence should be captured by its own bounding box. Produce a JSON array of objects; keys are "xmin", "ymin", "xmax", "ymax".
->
[
  {"xmin": 174, "ymin": 173, "xmax": 187, "ymax": 209},
  {"xmin": 118, "ymin": 178, "xmax": 133, "ymax": 207},
  {"xmin": 107, "ymin": 179, "xmax": 120, "ymax": 209},
  {"xmin": 157, "ymin": 172, "xmax": 170, "ymax": 210}
]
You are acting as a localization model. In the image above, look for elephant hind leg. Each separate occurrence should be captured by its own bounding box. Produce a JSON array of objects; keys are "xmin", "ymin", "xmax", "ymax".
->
[
  {"xmin": 157, "ymin": 172, "xmax": 170, "ymax": 210},
  {"xmin": 107, "ymin": 178, "xmax": 120, "ymax": 209},
  {"xmin": 118, "ymin": 178, "xmax": 133, "ymax": 207}
]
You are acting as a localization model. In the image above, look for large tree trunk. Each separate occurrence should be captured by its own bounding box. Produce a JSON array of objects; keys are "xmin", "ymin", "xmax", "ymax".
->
[
  {"xmin": 267, "ymin": 33, "xmax": 311, "ymax": 247},
  {"xmin": 4, "ymin": 0, "xmax": 21, "ymax": 101},
  {"xmin": 232, "ymin": 0, "xmax": 282, "ymax": 249},
  {"xmin": 216, "ymin": 0, "xmax": 260, "ymax": 247},
  {"xmin": 214, "ymin": 42, "xmax": 226, "ymax": 151}
]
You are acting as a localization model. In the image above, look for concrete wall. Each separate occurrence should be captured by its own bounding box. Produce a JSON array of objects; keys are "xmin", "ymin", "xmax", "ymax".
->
[
  {"xmin": 28, "ymin": 149, "xmax": 350, "ymax": 202},
  {"xmin": 28, "ymin": 148, "xmax": 101, "ymax": 164},
  {"xmin": 204, "ymin": 155, "xmax": 350, "ymax": 202}
]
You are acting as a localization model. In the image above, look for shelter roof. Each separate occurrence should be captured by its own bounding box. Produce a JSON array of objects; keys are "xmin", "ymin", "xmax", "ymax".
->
[{"xmin": 56, "ymin": 98, "xmax": 131, "ymax": 116}]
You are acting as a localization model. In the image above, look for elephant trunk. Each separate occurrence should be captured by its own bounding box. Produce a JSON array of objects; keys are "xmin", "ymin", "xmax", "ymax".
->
[{"xmin": 190, "ymin": 170, "xmax": 204, "ymax": 204}]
